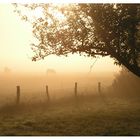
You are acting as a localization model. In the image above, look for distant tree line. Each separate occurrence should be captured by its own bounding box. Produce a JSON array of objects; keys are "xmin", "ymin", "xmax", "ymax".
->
[{"xmin": 111, "ymin": 67, "xmax": 140, "ymax": 96}]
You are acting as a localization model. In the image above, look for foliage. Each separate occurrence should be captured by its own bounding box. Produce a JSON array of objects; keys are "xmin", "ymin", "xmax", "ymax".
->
[
  {"xmin": 112, "ymin": 67, "xmax": 140, "ymax": 96},
  {"xmin": 13, "ymin": 4, "xmax": 140, "ymax": 77}
]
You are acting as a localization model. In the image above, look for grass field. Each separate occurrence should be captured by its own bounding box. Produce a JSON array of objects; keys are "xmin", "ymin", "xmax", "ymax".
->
[{"xmin": 0, "ymin": 94, "xmax": 140, "ymax": 136}]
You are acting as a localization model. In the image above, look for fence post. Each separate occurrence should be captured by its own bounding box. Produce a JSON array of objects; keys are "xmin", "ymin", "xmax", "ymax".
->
[
  {"xmin": 46, "ymin": 85, "xmax": 50, "ymax": 102},
  {"xmin": 98, "ymin": 82, "xmax": 101, "ymax": 94},
  {"xmin": 74, "ymin": 82, "xmax": 78, "ymax": 98},
  {"xmin": 16, "ymin": 85, "xmax": 20, "ymax": 105}
]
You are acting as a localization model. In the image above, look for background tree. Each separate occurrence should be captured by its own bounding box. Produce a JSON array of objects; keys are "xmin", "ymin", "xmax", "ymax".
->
[
  {"xmin": 111, "ymin": 67, "xmax": 140, "ymax": 97},
  {"xmin": 13, "ymin": 4, "xmax": 140, "ymax": 77}
]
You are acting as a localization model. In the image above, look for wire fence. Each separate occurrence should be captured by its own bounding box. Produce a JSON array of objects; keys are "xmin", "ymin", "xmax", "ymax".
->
[{"xmin": 0, "ymin": 80, "xmax": 110, "ymax": 107}]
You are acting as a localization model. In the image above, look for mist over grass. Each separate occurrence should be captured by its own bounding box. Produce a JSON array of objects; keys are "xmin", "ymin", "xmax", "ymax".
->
[
  {"xmin": 0, "ymin": 69, "xmax": 140, "ymax": 136},
  {"xmin": 0, "ymin": 71, "xmax": 115, "ymax": 106}
]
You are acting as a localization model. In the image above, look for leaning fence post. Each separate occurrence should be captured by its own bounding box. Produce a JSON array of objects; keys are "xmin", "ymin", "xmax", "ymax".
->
[
  {"xmin": 46, "ymin": 85, "xmax": 50, "ymax": 102},
  {"xmin": 16, "ymin": 85, "xmax": 20, "ymax": 105},
  {"xmin": 74, "ymin": 82, "xmax": 78, "ymax": 98},
  {"xmin": 98, "ymin": 82, "xmax": 101, "ymax": 94}
]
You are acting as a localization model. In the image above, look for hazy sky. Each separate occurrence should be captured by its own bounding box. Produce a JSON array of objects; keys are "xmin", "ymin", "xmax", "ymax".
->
[{"xmin": 0, "ymin": 4, "xmax": 121, "ymax": 75}]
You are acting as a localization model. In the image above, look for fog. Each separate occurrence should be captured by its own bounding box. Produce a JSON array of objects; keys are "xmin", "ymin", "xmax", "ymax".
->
[
  {"xmin": 110, "ymin": 68, "xmax": 140, "ymax": 98},
  {"xmin": 0, "ymin": 71, "xmax": 116, "ymax": 106},
  {"xmin": 1, "ymin": 67, "xmax": 139, "ymax": 108},
  {"xmin": 0, "ymin": 3, "xmax": 140, "ymax": 136}
]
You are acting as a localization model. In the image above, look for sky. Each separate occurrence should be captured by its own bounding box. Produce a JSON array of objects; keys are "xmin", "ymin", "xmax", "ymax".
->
[{"xmin": 0, "ymin": 4, "xmax": 121, "ymax": 75}]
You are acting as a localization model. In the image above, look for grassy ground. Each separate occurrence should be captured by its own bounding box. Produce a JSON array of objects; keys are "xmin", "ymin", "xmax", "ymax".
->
[{"xmin": 0, "ymin": 94, "xmax": 140, "ymax": 136}]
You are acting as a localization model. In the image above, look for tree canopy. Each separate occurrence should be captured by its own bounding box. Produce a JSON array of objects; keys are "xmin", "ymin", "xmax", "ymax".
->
[{"xmin": 13, "ymin": 4, "xmax": 140, "ymax": 77}]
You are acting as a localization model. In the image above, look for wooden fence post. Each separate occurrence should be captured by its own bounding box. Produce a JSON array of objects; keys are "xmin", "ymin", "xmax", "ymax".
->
[
  {"xmin": 98, "ymin": 82, "xmax": 101, "ymax": 94},
  {"xmin": 74, "ymin": 82, "xmax": 78, "ymax": 98},
  {"xmin": 16, "ymin": 85, "xmax": 20, "ymax": 105},
  {"xmin": 46, "ymin": 85, "xmax": 50, "ymax": 102}
]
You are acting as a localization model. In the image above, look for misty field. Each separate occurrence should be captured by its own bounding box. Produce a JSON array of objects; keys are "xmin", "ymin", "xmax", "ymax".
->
[
  {"xmin": 1, "ymin": 3, "xmax": 140, "ymax": 136},
  {"xmin": 0, "ymin": 94, "xmax": 140, "ymax": 136}
]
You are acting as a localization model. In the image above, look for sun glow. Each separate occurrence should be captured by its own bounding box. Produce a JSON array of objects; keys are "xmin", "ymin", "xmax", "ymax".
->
[
  {"xmin": 0, "ymin": 4, "xmax": 121, "ymax": 75},
  {"xmin": 47, "ymin": 4, "xmax": 72, "ymax": 22},
  {"xmin": 23, "ymin": 4, "xmax": 71, "ymax": 23},
  {"xmin": 33, "ymin": 7, "xmax": 44, "ymax": 18}
]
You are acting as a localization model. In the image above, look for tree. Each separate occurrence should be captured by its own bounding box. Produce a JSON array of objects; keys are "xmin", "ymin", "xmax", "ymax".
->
[
  {"xmin": 111, "ymin": 67, "xmax": 140, "ymax": 96},
  {"xmin": 13, "ymin": 4, "xmax": 140, "ymax": 77}
]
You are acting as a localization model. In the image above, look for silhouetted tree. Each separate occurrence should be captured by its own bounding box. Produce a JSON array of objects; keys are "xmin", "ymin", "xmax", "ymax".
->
[{"xmin": 13, "ymin": 4, "xmax": 140, "ymax": 77}]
